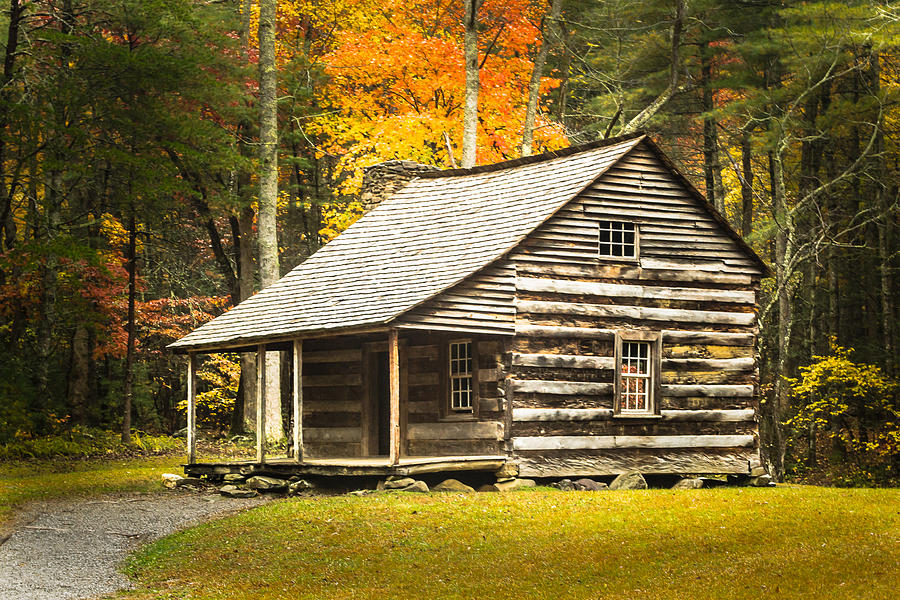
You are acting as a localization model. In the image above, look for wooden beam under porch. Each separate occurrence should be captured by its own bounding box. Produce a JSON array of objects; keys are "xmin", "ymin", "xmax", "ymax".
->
[{"xmin": 184, "ymin": 455, "xmax": 508, "ymax": 479}]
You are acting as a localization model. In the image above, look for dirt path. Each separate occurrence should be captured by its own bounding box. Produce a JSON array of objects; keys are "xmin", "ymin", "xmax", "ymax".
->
[{"xmin": 0, "ymin": 491, "xmax": 268, "ymax": 600}]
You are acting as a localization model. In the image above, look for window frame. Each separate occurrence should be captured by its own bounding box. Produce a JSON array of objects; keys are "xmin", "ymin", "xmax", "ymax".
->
[
  {"xmin": 597, "ymin": 220, "xmax": 639, "ymax": 262},
  {"xmin": 613, "ymin": 331, "xmax": 662, "ymax": 418},
  {"xmin": 441, "ymin": 338, "xmax": 479, "ymax": 420}
]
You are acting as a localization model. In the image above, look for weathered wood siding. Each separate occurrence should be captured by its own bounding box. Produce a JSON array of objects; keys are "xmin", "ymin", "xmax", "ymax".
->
[
  {"xmin": 296, "ymin": 140, "xmax": 762, "ymax": 473},
  {"xmin": 299, "ymin": 332, "xmax": 507, "ymax": 459},
  {"xmin": 504, "ymin": 141, "xmax": 762, "ymax": 477},
  {"xmin": 508, "ymin": 143, "xmax": 761, "ymax": 276},
  {"xmin": 395, "ymin": 265, "xmax": 516, "ymax": 335},
  {"xmin": 300, "ymin": 337, "xmax": 365, "ymax": 458},
  {"xmin": 406, "ymin": 333, "xmax": 507, "ymax": 456}
]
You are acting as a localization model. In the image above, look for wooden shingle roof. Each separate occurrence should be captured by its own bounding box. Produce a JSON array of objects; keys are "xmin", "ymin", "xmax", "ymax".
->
[{"xmin": 170, "ymin": 134, "xmax": 660, "ymax": 352}]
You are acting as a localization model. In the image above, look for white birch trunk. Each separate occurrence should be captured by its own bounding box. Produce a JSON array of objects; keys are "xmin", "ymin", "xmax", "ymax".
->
[
  {"xmin": 257, "ymin": 0, "xmax": 284, "ymax": 442},
  {"xmin": 462, "ymin": 0, "xmax": 479, "ymax": 168}
]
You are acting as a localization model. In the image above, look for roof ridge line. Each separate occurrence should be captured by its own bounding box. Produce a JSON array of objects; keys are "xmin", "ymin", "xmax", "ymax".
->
[{"xmin": 416, "ymin": 132, "xmax": 647, "ymax": 178}]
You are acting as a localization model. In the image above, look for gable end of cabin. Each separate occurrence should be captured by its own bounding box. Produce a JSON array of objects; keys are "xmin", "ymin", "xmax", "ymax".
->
[{"xmin": 499, "ymin": 140, "xmax": 763, "ymax": 478}]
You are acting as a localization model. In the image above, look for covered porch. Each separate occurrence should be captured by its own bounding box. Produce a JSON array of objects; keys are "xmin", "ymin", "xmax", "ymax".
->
[{"xmin": 181, "ymin": 327, "xmax": 510, "ymax": 477}]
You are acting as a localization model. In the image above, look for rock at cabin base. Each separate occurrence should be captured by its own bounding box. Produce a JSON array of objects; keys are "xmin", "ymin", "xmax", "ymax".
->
[
  {"xmin": 750, "ymin": 465, "xmax": 768, "ymax": 477},
  {"xmin": 494, "ymin": 478, "xmax": 536, "ymax": 492},
  {"xmin": 223, "ymin": 473, "xmax": 246, "ymax": 484},
  {"xmin": 384, "ymin": 480, "xmax": 429, "ymax": 493},
  {"xmin": 609, "ymin": 472, "xmax": 648, "ymax": 491},
  {"xmin": 174, "ymin": 477, "xmax": 207, "ymax": 489},
  {"xmin": 288, "ymin": 480, "xmax": 315, "ymax": 495},
  {"xmin": 478, "ymin": 483, "xmax": 501, "ymax": 492},
  {"xmin": 162, "ymin": 473, "xmax": 183, "ymax": 489},
  {"xmin": 433, "ymin": 479, "xmax": 475, "ymax": 493},
  {"xmin": 383, "ymin": 477, "xmax": 416, "ymax": 490},
  {"xmin": 573, "ymin": 478, "xmax": 608, "ymax": 491},
  {"xmin": 219, "ymin": 485, "xmax": 258, "ymax": 498},
  {"xmin": 401, "ymin": 480, "xmax": 429, "ymax": 493},
  {"xmin": 494, "ymin": 462, "xmax": 520, "ymax": 480},
  {"xmin": 245, "ymin": 476, "xmax": 288, "ymax": 492},
  {"xmin": 550, "ymin": 479, "xmax": 575, "ymax": 491},
  {"xmin": 749, "ymin": 474, "xmax": 775, "ymax": 487},
  {"xmin": 672, "ymin": 478, "xmax": 704, "ymax": 490}
]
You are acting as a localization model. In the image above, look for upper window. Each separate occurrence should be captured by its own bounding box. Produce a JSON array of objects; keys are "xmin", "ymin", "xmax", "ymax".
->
[
  {"xmin": 599, "ymin": 221, "xmax": 637, "ymax": 259},
  {"xmin": 449, "ymin": 340, "xmax": 473, "ymax": 412}
]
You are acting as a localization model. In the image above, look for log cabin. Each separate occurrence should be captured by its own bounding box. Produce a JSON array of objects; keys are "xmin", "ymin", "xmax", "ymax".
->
[{"xmin": 169, "ymin": 133, "xmax": 769, "ymax": 480}]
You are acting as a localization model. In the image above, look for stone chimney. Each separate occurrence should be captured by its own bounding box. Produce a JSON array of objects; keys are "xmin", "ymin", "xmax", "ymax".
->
[{"xmin": 360, "ymin": 160, "xmax": 440, "ymax": 212}]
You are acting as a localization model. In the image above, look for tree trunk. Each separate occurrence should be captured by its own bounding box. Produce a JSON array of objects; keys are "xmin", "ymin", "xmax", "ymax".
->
[
  {"xmin": 122, "ymin": 209, "xmax": 137, "ymax": 444},
  {"xmin": 257, "ymin": 0, "xmax": 284, "ymax": 442},
  {"xmin": 878, "ymin": 186, "xmax": 895, "ymax": 372},
  {"xmin": 67, "ymin": 325, "xmax": 92, "ymax": 426},
  {"xmin": 700, "ymin": 42, "xmax": 725, "ymax": 213},
  {"xmin": 827, "ymin": 247, "xmax": 839, "ymax": 341},
  {"xmin": 870, "ymin": 50, "xmax": 894, "ymax": 372},
  {"xmin": 554, "ymin": 23, "xmax": 571, "ymax": 124},
  {"xmin": 462, "ymin": 0, "xmax": 479, "ymax": 168},
  {"xmin": 740, "ymin": 126, "xmax": 753, "ymax": 238},
  {"xmin": 238, "ymin": 206, "xmax": 258, "ymax": 433},
  {"xmin": 258, "ymin": 0, "xmax": 279, "ymax": 290},
  {"xmin": 520, "ymin": 0, "xmax": 564, "ymax": 157},
  {"xmin": 798, "ymin": 88, "xmax": 825, "ymax": 359},
  {"xmin": 0, "ymin": 0, "xmax": 24, "ymax": 252},
  {"xmin": 771, "ymin": 147, "xmax": 794, "ymax": 481},
  {"xmin": 35, "ymin": 168, "xmax": 62, "ymax": 424}
]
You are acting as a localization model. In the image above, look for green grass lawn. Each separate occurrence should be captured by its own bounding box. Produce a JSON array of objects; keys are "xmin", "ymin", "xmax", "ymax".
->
[
  {"xmin": 0, "ymin": 455, "xmax": 185, "ymax": 530},
  {"xmin": 119, "ymin": 485, "xmax": 900, "ymax": 600}
]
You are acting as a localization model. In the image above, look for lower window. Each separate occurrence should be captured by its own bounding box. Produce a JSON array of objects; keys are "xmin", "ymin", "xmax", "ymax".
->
[
  {"xmin": 615, "ymin": 333, "xmax": 659, "ymax": 416},
  {"xmin": 620, "ymin": 341, "xmax": 651, "ymax": 413},
  {"xmin": 449, "ymin": 340, "xmax": 473, "ymax": 411}
]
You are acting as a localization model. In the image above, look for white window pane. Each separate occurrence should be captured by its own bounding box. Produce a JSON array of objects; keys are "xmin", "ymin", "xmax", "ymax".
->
[{"xmin": 620, "ymin": 341, "xmax": 652, "ymax": 413}]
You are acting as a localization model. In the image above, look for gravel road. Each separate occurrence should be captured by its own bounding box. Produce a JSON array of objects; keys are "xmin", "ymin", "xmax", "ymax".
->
[{"xmin": 0, "ymin": 491, "xmax": 268, "ymax": 600}]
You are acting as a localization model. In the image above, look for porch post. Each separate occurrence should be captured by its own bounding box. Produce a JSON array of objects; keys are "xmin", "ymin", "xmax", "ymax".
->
[
  {"xmin": 186, "ymin": 352, "xmax": 197, "ymax": 464},
  {"xmin": 256, "ymin": 344, "xmax": 266, "ymax": 463},
  {"xmin": 389, "ymin": 329, "xmax": 400, "ymax": 465},
  {"xmin": 292, "ymin": 339, "xmax": 303, "ymax": 463}
]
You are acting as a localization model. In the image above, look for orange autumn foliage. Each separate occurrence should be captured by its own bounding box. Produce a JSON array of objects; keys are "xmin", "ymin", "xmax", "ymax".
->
[{"xmin": 308, "ymin": 0, "xmax": 569, "ymax": 193}]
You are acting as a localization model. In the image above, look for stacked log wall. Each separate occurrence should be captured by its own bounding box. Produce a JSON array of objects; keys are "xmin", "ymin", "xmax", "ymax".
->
[
  {"xmin": 300, "ymin": 337, "xmax": 365, "ymax": 458},
  {"xmin": 508, "ymin": 143, "xmax": 758, "ymax": 274},
  {"xmin": 504, "ymin": 141, "xmax": 763, "ymax": 477},
  {"xmin": 405, "ymin": 333, "xmax": 507, "ymax": 456}
]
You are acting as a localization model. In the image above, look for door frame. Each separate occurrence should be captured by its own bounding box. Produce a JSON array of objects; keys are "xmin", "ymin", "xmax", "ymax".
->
[{"xmin": 361, "ymin": 338, "xmax": 407, "ymax": 457}]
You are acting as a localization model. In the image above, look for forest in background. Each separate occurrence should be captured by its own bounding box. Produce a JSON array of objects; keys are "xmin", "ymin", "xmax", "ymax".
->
[{"xmin": 1, "ymin": 0, "xmax": 898, "ymax": 484}]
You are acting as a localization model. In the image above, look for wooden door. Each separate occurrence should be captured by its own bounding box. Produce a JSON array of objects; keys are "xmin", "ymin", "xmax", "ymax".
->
[{"xmin": 374, "ymin": 351, "xmax": 391, "ymax": 456}]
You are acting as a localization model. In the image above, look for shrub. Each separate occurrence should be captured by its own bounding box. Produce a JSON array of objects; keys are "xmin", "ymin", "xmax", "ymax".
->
[
  {"xmin": 0, "ymin": 426, "xmax": 181, "ymax": 461},
  {"xmin": 786, "ymin": 340, "xmax": 900, "ymax": 485},
  {"xmin": 175, "ymin": 353, "xmax": 239, "ymax": 430}
]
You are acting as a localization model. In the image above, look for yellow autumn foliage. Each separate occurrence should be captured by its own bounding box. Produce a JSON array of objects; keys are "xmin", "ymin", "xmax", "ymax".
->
[
  {"xmin": 176, "ymin": 354, "xmax": 240, "ymax": 429},
  {"xmin": 786, "ymin": 339, "xmax": 900, "ymax": 485}
]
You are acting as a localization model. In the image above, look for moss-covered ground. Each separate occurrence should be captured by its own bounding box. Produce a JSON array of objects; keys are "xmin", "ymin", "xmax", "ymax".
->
[
  {"xmin": 118, "ymin": 485, "xmax": 900, "ymax": 600},
  {"xmin": 0, "ymin": 455, "xmax": 184, "ymax": 530}
]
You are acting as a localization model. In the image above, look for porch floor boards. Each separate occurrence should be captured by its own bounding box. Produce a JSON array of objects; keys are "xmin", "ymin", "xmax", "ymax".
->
[{"xmin": 184, "ymin": 455, "xmax": 508, "ymax": 478}]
